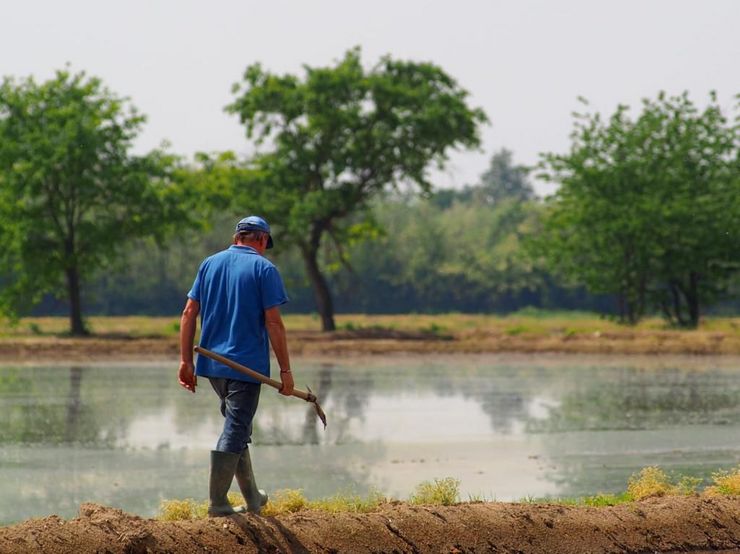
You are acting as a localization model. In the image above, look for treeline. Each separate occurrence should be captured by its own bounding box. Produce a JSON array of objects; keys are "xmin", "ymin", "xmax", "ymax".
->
[
  {"xmin": 1, "ymin": 51, "xmax": 738, "ymax": 334},
  {"xmin": 41, "ymin": 146, "xmax": 734, "ymax": 320},
  {"xmin": 39, "ymin": 201, "xmax": 612, "ymax": 318}
]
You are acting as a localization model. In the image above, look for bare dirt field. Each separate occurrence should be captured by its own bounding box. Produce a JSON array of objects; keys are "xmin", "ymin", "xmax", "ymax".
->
[
  {"xmin": 0, "ymin": 326, "xmax": 738, "ymax": 363},
  {"xmin": 1, "ymin": 314, "xmax": 739, "ymax": 361},
  {"xmin": 1, "ymin": 496, "xmax": 739, "ymax": 553}
]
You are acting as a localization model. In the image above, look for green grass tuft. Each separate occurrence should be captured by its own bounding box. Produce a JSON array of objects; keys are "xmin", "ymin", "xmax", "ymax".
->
[
  {"xmin": 261, "ymin": 489, "xmax": 310, "ymax": 516},
  {"xmin": 409, "ymin": 477, "xmax": 460, "ymax": 506},
  {"xmin": 308, "ymin": 489, "xmax": 387, "ymax": 514},
  {"xmin": 159, "ymin": 492, "xmax": 242, "ymax": 521},
  {"xmin": 158, "ymin": 465, "xmax": 738, "ymax": 521},
  {"xmin": 626, "ymin": 466, "xmax": 701, "ymax": 500},
  {"xmin": 705, "ymin": 465, "xmax": 740, "ymax": 496}
]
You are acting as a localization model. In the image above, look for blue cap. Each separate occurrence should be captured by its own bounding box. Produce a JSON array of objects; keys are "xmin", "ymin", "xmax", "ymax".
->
[{"xmin": 235, "ymin": 215, "xmax": 273, "ymax": 249}]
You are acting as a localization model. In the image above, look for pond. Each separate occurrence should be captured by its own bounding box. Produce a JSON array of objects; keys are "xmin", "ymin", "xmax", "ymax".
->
[{"xmin": 1, "ymin": 354, "xmax": 739, "ymax": 524}]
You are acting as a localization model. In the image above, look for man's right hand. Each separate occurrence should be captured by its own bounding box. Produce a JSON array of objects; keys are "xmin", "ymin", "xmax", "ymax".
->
[
  {"xmin": 178, "ymin": 361, "xmax": 197, "ymax": 393},
  {"xmin": 279, "ymin": 370, "xmax": 294, "ymax": 396}
]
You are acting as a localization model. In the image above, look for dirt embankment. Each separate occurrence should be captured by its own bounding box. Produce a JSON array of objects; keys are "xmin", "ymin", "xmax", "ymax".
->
[
  {"xmin": 1, "ymin": 496, "xmax": 739, "ymax": 554},
  {"xmin": 1, "ymin": 326, "xmax": 738, "ymax": 362}
]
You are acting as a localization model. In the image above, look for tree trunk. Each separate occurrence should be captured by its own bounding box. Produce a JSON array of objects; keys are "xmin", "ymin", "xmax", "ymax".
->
[
  {"xmin": 686, "ymin": 272, "xmax": 700, "ymax": 328},
  {"xmin": 670, "ymin": 282, "xmax": 686, "ymax": 327},
  {"xmin": 65, "ymin": 265, "xmax": 87, "ymax": 336},
  {"xmin": 301, "ymin": 246, "xmax": 336, "ymax": 332},
  {"xmin": 616, "ymin": 293, "xmax": 627, "ymax": 324}
]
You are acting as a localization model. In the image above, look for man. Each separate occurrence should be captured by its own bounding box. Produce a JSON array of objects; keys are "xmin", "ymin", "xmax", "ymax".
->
[{"xmin": 178, "ymin": 215, "xmax": 294, "ymax": 516}]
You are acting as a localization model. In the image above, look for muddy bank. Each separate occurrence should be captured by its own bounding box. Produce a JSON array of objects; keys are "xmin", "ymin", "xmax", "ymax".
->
[
  {"xmin": 1, "ymin": 326, "xmax": 738, "ymax": 362},
  {"xmin": 1, "ymin": 496, "xmax": 739, "ymax": 553}
]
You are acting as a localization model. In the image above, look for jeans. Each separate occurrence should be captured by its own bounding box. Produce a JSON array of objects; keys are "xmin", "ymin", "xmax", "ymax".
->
[{"xmin": 208, "ymin": 378, "xmax": 261, "ymax": 454}]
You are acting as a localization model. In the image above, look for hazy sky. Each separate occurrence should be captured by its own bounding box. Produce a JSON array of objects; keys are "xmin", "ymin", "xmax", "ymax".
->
[{"xmin": 2, "ymin": 0, "xmax": 738, "ymax": 194}]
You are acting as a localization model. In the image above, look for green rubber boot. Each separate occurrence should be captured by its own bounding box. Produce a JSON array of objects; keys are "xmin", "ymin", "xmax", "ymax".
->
[
  {"xmin": 234, "ymin": 447, "xmax": 268, "ymax": 514},
  {"xmin": 207, "ymin": 450, "xmax": 243, "ymax": 517}
]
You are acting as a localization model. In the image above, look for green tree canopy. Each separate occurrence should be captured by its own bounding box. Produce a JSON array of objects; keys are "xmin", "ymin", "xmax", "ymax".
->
[
  {"xmin": 478, "ymin": 148, "xmax": 534, "ymax": 204},
  {"xmin": 0, "ymin": 69, "xmax": 180, "ymax": 334},
  {"xmin": 226, "ymin": 48, "xmax": 487, "ymax": 330},
  {"xmin": 430, "ymin": 148, "xmax": 535, "ymax": 209},
  {"xmin": 538, "ymin": 92, "xmax": 739, "ymax": 326}
]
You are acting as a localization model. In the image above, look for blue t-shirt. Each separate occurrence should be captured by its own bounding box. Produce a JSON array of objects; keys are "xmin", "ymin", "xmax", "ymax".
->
[{"xmin": 187, "ymin": 245, "xmax": 289, "ymax": 383}]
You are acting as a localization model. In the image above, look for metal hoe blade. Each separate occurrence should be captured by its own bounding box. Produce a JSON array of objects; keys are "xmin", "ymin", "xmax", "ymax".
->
[
  {"xmin": 305, "ymin": 386, "xmax": 327, "ymax": 429},
  {"xmin": 193, "ymin": 345, "xmax": 327, "ymax": 429}
]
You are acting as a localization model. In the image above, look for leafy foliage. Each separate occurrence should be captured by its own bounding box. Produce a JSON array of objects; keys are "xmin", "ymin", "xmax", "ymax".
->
[
  {"xmin": 226, "ymin": 48, "xmax": 487, "ymax": 330},
  {"xmin": 0, "ymin": 68, "xmax": 181, "ymax": 334},
  {"xmin": 537, "ymin": 92, "xmax": 740, "ymax": 326}
]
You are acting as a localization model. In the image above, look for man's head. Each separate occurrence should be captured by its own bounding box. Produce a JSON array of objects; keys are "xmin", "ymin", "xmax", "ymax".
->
[{"xmin": 234, "ymin": 215, "xmax": 274, "ymax": 253}]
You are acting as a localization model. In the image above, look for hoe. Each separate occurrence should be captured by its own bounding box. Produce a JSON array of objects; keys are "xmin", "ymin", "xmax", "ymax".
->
[{"xmin": 194, "ymin": 345, "xmax": 327, "ymax": 429}]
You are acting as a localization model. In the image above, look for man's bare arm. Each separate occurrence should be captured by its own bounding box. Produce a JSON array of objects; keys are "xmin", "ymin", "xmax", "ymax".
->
[
  {"xmin": 178, "ymin": 298, "xmax": 200, "ymax": 393},
  {"xmin": 265, "ymin": 306, "xmax": 294, "ymax": 396}
]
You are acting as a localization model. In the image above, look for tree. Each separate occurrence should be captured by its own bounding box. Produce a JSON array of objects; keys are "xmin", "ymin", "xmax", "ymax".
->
[
  {"xmin": 0, "ymin": 69, "xmax": 179, "ymax": 335},
  {"xmin": 429, "ymin": 148, "xmax": 534, "ymax": 209},
  {"xmin": 538, "ymin": 92, "xmax": 739, "ymax": 326},
  {"xmin": 226, "ymin": 48, "xmax": 487, "ymax": 330},
  {"xmin": 478, "ymin": 148, "xmax": 534, "ymax": 204}
]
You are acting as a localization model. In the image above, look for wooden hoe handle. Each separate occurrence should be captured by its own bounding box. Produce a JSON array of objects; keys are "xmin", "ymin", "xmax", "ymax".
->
[
  {"xmin": 194, "ymin": 345, "xmax": 327, "ymax": 429},
  {"xmin": 194, "ymin": 345, "xmax": 312, "ymax": 402}
]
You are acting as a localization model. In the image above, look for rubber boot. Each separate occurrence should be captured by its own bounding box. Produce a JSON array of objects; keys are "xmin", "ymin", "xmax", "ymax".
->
[
  {"xmin": 234, "ymin": 447, "xmax": 268, "ymax": 514},
  {"xmin": 207, "ymin": 450, "xmax": 242, "ymax": 517}
]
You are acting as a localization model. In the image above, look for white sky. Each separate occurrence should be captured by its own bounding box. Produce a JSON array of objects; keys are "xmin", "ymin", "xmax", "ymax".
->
[{"xmin": 2, "ymin": 0, "xmax": 738, "ymax": 195}]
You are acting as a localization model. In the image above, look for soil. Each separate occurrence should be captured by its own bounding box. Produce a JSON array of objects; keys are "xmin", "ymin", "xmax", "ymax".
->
[
  {"xmin": 1, "ymin": 326, "xmax": 738, "ymax": 362},
  {"xmin": 1, "ymin": 496, "xmax": 739, "ymax": 553}
]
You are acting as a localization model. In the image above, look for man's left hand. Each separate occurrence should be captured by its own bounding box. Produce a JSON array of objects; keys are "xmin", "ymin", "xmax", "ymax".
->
[{"xmin": 178, "ymin": 361, "xmax": 197, "ymax": 393}]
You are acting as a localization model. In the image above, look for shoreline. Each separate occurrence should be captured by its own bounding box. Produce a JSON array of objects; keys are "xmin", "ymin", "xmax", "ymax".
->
[
  {"xmin": 1, "ymin": 327, "xmax": 739, "ymax": 362},
  {"xmin": 1, "ymin": 497, "xmax": 739, "ymax": 553}
]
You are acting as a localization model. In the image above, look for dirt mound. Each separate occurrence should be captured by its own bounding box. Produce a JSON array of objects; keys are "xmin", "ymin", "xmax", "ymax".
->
[{"xmin": 1, "ymin": 496, "xmax": 739, "ymax": 553}]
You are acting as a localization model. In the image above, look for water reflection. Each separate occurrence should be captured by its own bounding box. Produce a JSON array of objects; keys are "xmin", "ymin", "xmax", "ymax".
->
[
  {"xmin": 0, "ymin": 355, "xmax": 739, "ymax": 524},
  {"xmin": 0, "ymin": 366, "xmax": 110, "ymax": 445},
  {"xmin": 526, "ymin": 367, "xmax": 740, "ymax": 433},
  {"xmin": 64, "ymin": 367, "xmax": 83, "ymax": 442}
]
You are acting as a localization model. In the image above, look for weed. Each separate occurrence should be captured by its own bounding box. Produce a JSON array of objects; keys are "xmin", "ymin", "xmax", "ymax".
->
[
  {"xmin": 627, "ymin": 467, "xmax": 673, "ymax": 500},
  {"xmin": 159, "ymin": 493, "xmax": 242, "ymax": 521},
  {"xmin": 158, "ymin": 498, "xmax": 207, "ymax": 521},
  {"xmin": 409, "ymin": 477, "xmax": 460, "ymax": 506},
  {"xmin": 261, "ymin": 489, "xmax": 310, "ymax": 516},
  {"xmin": 260, "ymin": 488, "xmax": 386, "ymax": 516},
  {"xmin": 579, "ymin": 492, "xmax": 633, "ymax": 507},
  {"xmin": 159, "ymin": 499, "xmax": 198, "ymax": 521},
  {"xmin": 158, "ymin": 465, "xmax": 738, "ymax": 522},
  {"xmin": 309, "ymin": 489, "xmax": 386, "ymax": 513},
  {"xmin": 705, "ymin": 466, "xmax": 740, "ymax": 496},
  {"xmin": 675, "ymin": 475, "xmax": 703, "ymax": 495},
  {"xmin": 626, "ymin": 467, "xmax": 701, "ymax": 500}
]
